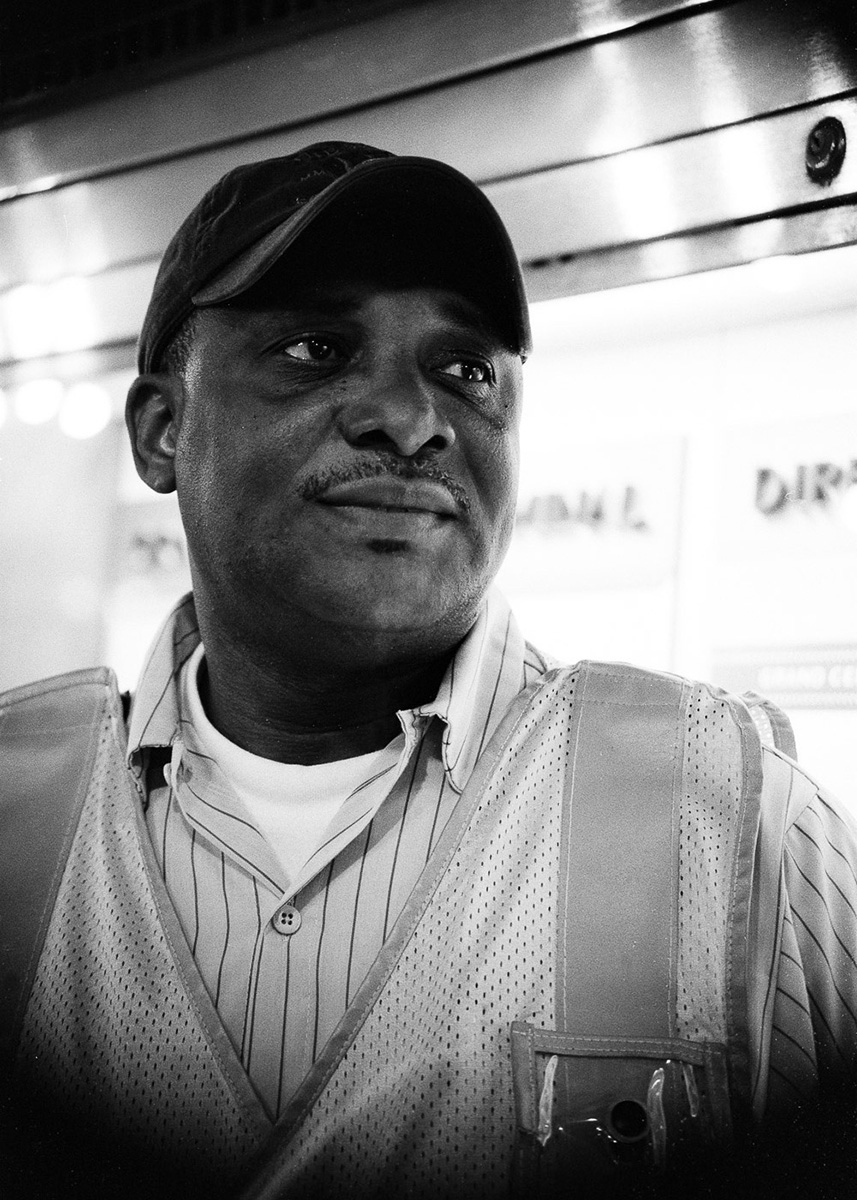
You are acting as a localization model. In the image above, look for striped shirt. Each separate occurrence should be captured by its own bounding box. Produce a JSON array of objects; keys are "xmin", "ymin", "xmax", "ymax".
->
[
  {"xmin": 128, "ymin": 589, "xmax": 554, "ymax": 1120},
  {"xmin": 126, "ymin": 593, "xmax": 857, "ymax": 1129}
]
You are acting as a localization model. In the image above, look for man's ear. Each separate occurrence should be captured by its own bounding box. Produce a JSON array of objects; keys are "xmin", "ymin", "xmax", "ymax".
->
[{"xmin": 125, "ymin": 373, "xmax": 184, "ymax": 494}]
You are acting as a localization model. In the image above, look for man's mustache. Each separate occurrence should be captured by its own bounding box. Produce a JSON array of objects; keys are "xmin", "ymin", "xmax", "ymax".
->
[{"xmin": 301, "ymin": 455, "xmax": 471, "ymax": 513}]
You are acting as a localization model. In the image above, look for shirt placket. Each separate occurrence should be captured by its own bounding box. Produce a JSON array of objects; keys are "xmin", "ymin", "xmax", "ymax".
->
[
  {"xmin": 279, "ymin": 717, "xmax": 427, "ymax": 906},
  {"xmin": 233, "ymin": 717, "xmax": 431, "ymax": 1117},
  {"xmin": 169, "ymin": 736, "xmax": 288, "ymax": 904}
]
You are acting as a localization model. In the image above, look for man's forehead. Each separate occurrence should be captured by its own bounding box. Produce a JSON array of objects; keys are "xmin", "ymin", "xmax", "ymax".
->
[{"xmin": 231, "ymin": 274, "xmax": 505, "ymax": 340}]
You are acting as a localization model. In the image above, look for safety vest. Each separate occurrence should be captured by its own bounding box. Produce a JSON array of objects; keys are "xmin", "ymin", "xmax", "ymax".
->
[{"xmin": 0, "ymin": 662, "xmax": 795, "ymax": 1198}]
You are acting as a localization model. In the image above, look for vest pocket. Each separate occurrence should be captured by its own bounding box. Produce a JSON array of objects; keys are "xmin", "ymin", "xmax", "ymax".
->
[{"xmin": 509, "ymin": 1021, "xmax": 733, "ymax": 1198}]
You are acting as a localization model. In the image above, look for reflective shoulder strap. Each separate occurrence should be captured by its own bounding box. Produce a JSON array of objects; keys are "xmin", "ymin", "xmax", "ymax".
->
[
  {"xmin": 557, "ymin": 662, "xmax": 689, "ymax": 1039},
  {"xmin": 0, "ymin": 668, "xmax": 122, "ymax": 1066},
  {"xmin": 740, "ymin": 690, "xmax": 798, "ymax": 760},
  {"xmin": 557, "ymin": 663, "xmax": 763, "ymax": 1118}
]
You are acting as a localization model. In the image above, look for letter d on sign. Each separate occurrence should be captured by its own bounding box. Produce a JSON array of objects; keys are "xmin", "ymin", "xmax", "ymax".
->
[{"xmin": 756, "ymin": 468, "xmax": 788, "ymax": 515}]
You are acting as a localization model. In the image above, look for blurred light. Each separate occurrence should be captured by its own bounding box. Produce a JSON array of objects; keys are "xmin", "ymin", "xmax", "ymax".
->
[
  {"xmin": 697, "ymin": 10, "xmax": 748, "ymax": 128},
  {"xmin": 0, "ymin": 275, "xmax": 99, "ymax": 359},
  {"xmin": 0, "ymin": 174, "xmax": 61, "ymax": 203},
  {"xmin": 1, "ymin": 285, "xmax": 53, "ymax": 358},
  {"xmin": 46, "ymin": 276, "xmax": 98, "ymax": 352},
  {"xmin": 587, "ymin": 39, "xmax": 644, "ymax": 156},
  {"xmin": 59, "ymin": 381, "xmax": 112, "ymax": 439},
  {"xmin": 14, "ymin": 378, "xmax": 64, "ymax": 424},
  {"xmin": 714, "ymin": 122, "xmax": 779, "ymax": 221},
  {"xmin": 608, "ymin": 146, "xmax": 679, "ymax": 242},
  {"xmin": 27, "ymin": 174, "xmax": 61, "ymax": 194},
  {"xmin": 0, "ymin": 388, "xmax": 7, "ymax": 430}
]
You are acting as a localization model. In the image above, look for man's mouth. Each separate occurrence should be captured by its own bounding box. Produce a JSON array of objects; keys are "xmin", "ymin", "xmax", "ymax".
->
[
  {"xmin": 301, "ymin": 458, "xmax": 471, "ymax": 516},
  {"xmin": 314, "ymin": 476, "xmax": 460, "ymax": 517}
]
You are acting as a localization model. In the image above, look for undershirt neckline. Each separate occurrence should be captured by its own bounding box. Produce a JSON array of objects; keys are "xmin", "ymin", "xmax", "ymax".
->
[{"xmin": 183, "ymin": 643, "xmax": 401, "ymax": 884}]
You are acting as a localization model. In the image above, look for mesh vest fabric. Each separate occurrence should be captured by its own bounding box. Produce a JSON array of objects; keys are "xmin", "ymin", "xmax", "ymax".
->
[
  {"xmin": 677, "ymin": 683, "xmax": 745, "ymax": 1044},
  {"xmin": 241, "ymin": 670, "xmax": 757, "ymax": 1199},
  {"xmin": 10, "ymin": 666, "xmax": 781, "ymax": 1198},
  {"xmin": 15, "ymin": 698, "xmax": 271, "ymax": 1187}
]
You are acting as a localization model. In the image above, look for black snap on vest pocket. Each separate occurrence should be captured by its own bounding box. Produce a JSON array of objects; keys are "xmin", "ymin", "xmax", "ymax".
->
[{"xmin": 509, "ymin": 1021, "xmax": 734, "ymax": 1198}]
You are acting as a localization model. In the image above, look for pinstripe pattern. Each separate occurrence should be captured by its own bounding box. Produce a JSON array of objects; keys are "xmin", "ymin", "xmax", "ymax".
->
[
  {"xmin": 772, "ymin": 790, "xmax": 857, "ymax": 1099},
  {"xmin": 129, "ymin": 590, "xmax": 553, "ymax": 1119}
]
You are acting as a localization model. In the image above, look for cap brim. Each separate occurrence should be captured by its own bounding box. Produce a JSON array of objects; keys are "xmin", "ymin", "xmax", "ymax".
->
[{"xmin": 191, "ymin": 156, "xmax": 531, "ymax": 357}]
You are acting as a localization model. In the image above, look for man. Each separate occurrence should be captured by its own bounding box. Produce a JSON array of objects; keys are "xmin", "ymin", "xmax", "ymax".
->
[{"xmin": 2, "ymin": 141, "xmax": 856, "ymax": 1199}]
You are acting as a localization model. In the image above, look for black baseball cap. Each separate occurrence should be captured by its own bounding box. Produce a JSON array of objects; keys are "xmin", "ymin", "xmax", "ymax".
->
[{"xmin": 137, "ymin": 140, "xmax": 532, "ymax": 373}]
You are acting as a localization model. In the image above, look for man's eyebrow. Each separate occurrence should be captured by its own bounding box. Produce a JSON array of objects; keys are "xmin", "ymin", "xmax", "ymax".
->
[{"xmin": 431, "ymin": 294, "xmax": 498, "ymax": 341}]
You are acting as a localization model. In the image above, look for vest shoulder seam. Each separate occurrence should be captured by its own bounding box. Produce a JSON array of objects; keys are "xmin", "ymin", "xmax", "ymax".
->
[{"xmin": 0, "ymin": 667, "xmax": 117, "ymax": 711}]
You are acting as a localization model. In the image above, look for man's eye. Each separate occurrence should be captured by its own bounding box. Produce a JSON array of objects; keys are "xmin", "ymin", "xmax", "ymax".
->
[
  {"xmin": 441, "ymin": 360, "xmax": 491, "ymax": 383},
  {"xmin": 283, "ymin": 337, "xmax": 340, "ymax": 363}
]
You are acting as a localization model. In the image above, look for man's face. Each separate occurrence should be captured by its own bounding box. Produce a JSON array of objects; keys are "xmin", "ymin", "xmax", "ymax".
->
[{"xmin": 170, "ymin": 273, "xmax": 523, "ymax": 662}]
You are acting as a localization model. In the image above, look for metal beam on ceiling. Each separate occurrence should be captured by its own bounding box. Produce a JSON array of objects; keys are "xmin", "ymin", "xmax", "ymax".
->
[{"xmin": 2, "ymin": 0, "xmax": 857, "ymax": 365}]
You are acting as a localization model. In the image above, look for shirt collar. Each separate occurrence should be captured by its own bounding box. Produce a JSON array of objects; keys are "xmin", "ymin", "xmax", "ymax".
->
[
  {"xmin": 126, "ymin": 593, "xmax": 201, "ymax": 759},
  {"xmin": 412, "ymin": 587, "xmax": 528, "ymax": 791},
  {"xmin": 127, "ymin": 588, "xmax": 528, "ymax": 793}
]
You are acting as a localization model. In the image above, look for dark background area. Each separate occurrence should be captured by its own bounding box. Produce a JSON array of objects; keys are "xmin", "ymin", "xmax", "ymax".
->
[{"xmin": 0, "ymin": 0, "xmax": 416, "ymax": 121}]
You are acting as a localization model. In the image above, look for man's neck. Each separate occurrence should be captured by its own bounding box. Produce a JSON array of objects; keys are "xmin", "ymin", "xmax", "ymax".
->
[{"xmin": 196, "ymin": 630, "xmax": 453, "ymax": 765}]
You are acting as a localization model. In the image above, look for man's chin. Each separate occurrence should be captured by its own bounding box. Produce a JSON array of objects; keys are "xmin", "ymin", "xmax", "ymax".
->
[
  {"xmin": 327, "ymin": 589, "xmax": 478, "ymax": 639},
  {"xmin": 307, "ymin": 573, "xmax": 484, "ymax": 647},
  {"xmin": 229, "ymin": 546, "xmax": 490, "ymax": 641}
]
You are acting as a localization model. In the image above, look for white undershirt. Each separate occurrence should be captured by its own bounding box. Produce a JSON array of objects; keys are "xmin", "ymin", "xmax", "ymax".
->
[{"xmin": 183, "ymin": 644, "xmax": 399, "ymax": 883}]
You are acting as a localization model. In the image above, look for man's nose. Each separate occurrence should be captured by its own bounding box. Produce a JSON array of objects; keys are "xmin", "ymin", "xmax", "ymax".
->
[{"xmin": 336, "ymin": 370, "xmax": 456, "ymax": 457}]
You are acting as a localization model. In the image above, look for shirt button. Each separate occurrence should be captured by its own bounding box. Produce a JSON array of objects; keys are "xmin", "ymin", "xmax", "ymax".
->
[{"xmin": 272, "ymin": 903, "xmax": 301, "ymax": 935}]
